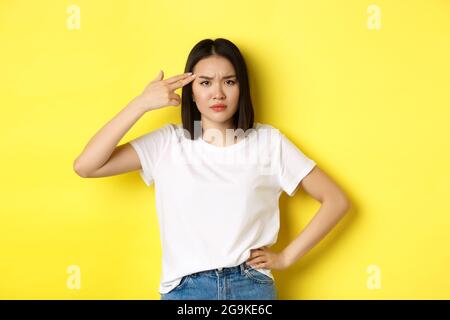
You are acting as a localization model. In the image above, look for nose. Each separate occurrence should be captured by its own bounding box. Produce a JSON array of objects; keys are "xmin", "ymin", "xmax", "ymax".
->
[{"xmin": 212, "ymin": 83, "xmax": 226, "ymax": 100}]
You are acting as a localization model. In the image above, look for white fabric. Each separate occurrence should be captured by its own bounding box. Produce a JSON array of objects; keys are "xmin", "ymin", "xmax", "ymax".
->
[{"xmin": 129, "ymin": 122, "xmax": 316, "ymax": 294}]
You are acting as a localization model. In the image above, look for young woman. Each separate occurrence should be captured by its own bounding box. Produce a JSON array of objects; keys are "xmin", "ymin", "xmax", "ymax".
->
[{"xmin": 74, "ymin": 38, "xmax": 351, "ymax": 300}]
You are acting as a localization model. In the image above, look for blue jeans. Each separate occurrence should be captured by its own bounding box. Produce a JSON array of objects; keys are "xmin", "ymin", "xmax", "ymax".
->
[{"xmin": 160, "ymin": 262, "xmax": 278, "ymax": 300}]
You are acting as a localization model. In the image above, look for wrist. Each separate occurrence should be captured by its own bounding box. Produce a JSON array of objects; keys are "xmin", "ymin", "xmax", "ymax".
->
[
  {"xmin": 127, "ymin": 97, "xmax": 149, "ymax": 116},
  {"xmin": 281, "ymin": 248, "xmax": 298, "ymax": 268}
]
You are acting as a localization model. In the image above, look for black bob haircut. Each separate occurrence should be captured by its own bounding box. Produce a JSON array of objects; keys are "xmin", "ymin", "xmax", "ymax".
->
[{"xmin": 181, "ymin": 38, "xmax": 255, "ymax": 140}]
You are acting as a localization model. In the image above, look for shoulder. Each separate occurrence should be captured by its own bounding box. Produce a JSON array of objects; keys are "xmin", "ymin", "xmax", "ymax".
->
[
  {"xmin": 247, "ymin": 123, "xmax": 284, "ymax": 154},
  {"xmin": 131, "ymin": 123, "xmax": 176, "ymax": 145},
  {"xmin": 152, "ymin": 122, "xmax": 178, "ymax": 136},
  {"xmin": 252, "ymin": 123, "xmax": 310, "ymax": 154},
  {"xmin": 252, "ymin": 122, "xmax": 283, "ymax": 142}
]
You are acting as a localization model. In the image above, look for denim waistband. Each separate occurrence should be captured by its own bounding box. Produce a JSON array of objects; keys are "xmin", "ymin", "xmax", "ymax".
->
[{"xmin": 191, "ymin": 262, "xmax": 250, "ymax": 277}]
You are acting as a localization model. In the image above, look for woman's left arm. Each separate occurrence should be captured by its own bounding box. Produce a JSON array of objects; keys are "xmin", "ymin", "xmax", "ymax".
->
[{"xmin": 247, "ymin": 166, "xmax": 351, "ymax": 270}]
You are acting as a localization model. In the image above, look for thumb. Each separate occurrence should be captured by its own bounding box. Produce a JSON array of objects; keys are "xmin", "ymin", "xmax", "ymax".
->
[{"xmin": 152, "ymin": 69, "xmax": 164, "ymax": 82}]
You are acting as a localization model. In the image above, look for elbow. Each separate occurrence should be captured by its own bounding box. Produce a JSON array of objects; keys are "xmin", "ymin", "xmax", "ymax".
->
[
  {"xmin": 337, "ymin": 195, "xmax": 351, "ymax": 214},
  {"xmin": 324, "ymin": 193, "xmax": 351, "ymax": 214},
  {"xmin": 73, "ymin": 159, "xmax": 90, "ymax": 178}
]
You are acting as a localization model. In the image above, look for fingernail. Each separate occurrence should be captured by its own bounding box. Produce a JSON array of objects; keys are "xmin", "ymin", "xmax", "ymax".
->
[{"xmin": 187, "ymin": 72, "xmax": 192, "ymax": 75}]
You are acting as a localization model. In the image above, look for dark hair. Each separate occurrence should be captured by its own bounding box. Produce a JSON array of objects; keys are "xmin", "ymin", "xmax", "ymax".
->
[{"xmin": 181, "ymin": 38, "xmax": 255, "ymax": 140}]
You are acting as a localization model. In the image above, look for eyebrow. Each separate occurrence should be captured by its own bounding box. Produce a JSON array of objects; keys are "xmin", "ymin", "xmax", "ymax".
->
[{"xmin": 198, "ymin": 75, "xmax": 237, "ymax": 80}]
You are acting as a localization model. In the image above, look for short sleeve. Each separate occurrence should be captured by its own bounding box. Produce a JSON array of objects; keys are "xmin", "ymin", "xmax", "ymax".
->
[
  {"xmin": 278, "ymin": 133, "xmax": 316, "ymax": 196},
  {"xmin": 129, "ymin": 124, "xmax": 172, "ymax": 186}
]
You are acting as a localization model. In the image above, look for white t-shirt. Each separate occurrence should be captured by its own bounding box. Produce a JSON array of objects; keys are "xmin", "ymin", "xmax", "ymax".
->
[{"xmin": 129, "ymin": 122, "xmax": 316, "ymax": 294}]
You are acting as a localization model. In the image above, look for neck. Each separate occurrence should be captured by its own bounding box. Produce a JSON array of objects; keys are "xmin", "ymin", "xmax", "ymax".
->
[{"xmin": 200, "ymin": 117, "xmax": 237, "ymax": 146}]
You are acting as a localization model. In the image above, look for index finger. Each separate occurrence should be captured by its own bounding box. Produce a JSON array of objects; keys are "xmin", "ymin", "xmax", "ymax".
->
[
  {"xmin": 165, "ymin": 72, "xmax": 194, "ymax": 84},
  {"xmin": 168, "ymin": 74, "xmax": 196, "ymax": 91}
]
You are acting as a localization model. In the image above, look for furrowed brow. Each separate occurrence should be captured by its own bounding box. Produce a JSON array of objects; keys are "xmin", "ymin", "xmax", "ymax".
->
[{"xmin": 198, "ymin": 75, "xmax": 237, "ymax": 80}]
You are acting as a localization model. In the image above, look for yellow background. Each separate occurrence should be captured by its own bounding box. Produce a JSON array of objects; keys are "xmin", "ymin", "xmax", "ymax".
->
[{"xmin": 1, "ymin": 0, "xmax": 449, "ymax": 299}]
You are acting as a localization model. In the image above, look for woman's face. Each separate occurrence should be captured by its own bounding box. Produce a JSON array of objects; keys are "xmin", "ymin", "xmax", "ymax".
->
[{"xmin": 191, "ymin": 55, "xmax": 240, "ymax": 127}]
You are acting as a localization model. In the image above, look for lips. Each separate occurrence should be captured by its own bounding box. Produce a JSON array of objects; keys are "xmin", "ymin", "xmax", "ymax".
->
[
  {"xmin": 210, "ymin": 103, "xmax": 226, "ymax": 108},
  {"xmin": 210, "ymin": 103, "xmax": 227, "ymax": 112}
]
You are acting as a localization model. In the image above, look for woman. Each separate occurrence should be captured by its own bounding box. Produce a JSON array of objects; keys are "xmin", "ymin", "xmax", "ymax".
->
[{"xmin": 73, "ymin": 38, "xmax": 351, "ymax": 300}]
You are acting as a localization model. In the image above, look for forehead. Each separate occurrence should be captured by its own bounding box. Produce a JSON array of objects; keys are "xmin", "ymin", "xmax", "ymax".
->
[{"xmin": 193, "ymin": 55, "xmax": 235, "ymax": 75}]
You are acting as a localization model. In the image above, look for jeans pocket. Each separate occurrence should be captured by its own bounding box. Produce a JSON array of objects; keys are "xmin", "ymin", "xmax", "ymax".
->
[
  {"xmin": 172, "ymin": 274, "xmax": 192, "ymax": 291},
  {"xmin": 243, "ymin": 267, "xmax": 274, "ymax": 284}
]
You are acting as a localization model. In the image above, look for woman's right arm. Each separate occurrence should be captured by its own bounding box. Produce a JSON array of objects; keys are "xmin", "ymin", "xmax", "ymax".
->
[{"xmin": 73, "ymin": 70, "xmax": 196, "ymax": 178}]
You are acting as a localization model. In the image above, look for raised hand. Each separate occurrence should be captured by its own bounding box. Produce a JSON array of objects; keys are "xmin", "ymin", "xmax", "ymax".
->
[{"xmin": 132, "ymin": 70, "xmax": 196, "ymax": 112}]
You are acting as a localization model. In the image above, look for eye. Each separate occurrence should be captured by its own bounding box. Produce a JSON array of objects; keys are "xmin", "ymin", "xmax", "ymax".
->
[{"xmin": 200, "ymin": 80, "xmax": 237, "ymax": 86}]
